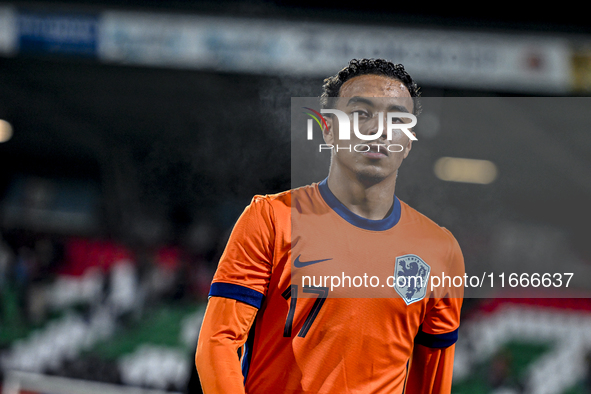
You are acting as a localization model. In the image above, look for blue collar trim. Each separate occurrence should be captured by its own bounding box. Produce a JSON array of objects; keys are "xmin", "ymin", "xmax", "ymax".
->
[{"xmin": 318, "ymin": 178, "xmax": 401, "ymax": 231}]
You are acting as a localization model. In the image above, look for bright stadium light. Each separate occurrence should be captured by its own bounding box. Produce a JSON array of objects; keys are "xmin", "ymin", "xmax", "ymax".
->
[
  {"xmin": 434, "ymin": 157, "xmax": 498, "ymax": 184},
  {"xmin": 0, "ymin": 119, "xmax": 13, "ymax": 143}
]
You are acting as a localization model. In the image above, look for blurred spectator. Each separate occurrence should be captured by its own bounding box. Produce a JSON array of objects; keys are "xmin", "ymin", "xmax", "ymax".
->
[
  {"xmin": 15, "ymin": 245, "xmax": 35, "ymax": 323},
  {"xmin": 108, "ymin": 260, "xmax": 138, "ymax": 316},
  {"xmin": 28, "ymin": 237, "xmax": 61, "ymax": 323},
  {"xmin": 489, "ymin": 349, "xmax": 512, "ymax": 389},
  {"xmin": 585, "ymin": 350, "xmax": 591, "ymax": 393},
  {"xmin": 0, "ymin": 234, "xmax": 13, "ymax": 290},
  {"xmin": 0, "ymin": 234, "xmax": 15, "ymax": 327}
]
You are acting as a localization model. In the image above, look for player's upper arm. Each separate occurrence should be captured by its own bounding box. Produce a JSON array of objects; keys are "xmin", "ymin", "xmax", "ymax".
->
[
  {"xmin": 209, "ymin": 196, "xmax": 276, "ymax": 308},
  {"xmin": 420, "ymin": 228, "xmax": 464, "ymax": 347},
  {"xmin": 406, "ymin": 343, "xmax": 456, "ymax": 393},
  {"xmin": 196, "ymin": 296, "xmax": 258, "ymax": 394},
  {"xmin": 407, "ymin": 228, "xmax": 463, "ymax": 394}
]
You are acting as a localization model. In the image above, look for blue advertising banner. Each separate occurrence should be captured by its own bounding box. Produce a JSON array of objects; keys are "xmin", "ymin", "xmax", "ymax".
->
[{"xmin": 18, "ymin": 11, "xmax": 98, "ymax": 56}]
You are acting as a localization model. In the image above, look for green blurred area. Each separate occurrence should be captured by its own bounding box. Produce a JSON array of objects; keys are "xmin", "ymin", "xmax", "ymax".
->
[
  {"xmin": 1, "ymin": 286, "xmax": 203, "ymax": 359},
  {"xmin": 89, "ymin": 303, "xmax": 202, "ymax": 360},
  {"xmin": 564, "ymin": 384, "xmax": 588, "ymax": 394},
  {"xmin": 452, "ymin": 341, "xmax": 551, "ymax": 394},
  {"xmin": 452, "ymin": 340, "xmax": 591, "ymax": 394},
  {"xmin": 0, "ymin": 284, "xmax": 46, "ymax": 346}
]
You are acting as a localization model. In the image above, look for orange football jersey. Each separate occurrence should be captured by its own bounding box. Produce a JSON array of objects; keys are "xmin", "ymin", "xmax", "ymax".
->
[{"xmin": 207, "ymin": 179, "xmax": 464, "ymax": 393}]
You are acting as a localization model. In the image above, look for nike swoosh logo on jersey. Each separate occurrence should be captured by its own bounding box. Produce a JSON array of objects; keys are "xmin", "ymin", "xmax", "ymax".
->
[{"xmin": 294, "ymin": 254, "xmax": 333, "ymax": 268}]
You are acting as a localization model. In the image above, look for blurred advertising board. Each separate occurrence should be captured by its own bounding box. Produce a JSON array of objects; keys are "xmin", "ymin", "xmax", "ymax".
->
[
  {"xmin": 17, "ymin": 10, "xmax": 98, "ymax": 57},
  {"xmin": 98, "ymin": 11, "xmax": 572, "ymax": 94},
  {"xmin": 0, "ymin": 6, "xmax": 16, "ymax": 55}
]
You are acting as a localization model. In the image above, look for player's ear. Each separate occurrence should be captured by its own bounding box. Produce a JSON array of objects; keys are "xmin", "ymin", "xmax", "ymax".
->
[
  {"xmin": 402, "ymin": 131, "xmax": 415, "ymax": 159},
  {"xmin": 323, "ymin": 115, "xmax": 335, "ymax": 145}
]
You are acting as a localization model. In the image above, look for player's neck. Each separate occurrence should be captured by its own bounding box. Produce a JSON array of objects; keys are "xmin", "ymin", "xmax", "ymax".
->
[{"xmin": 326, "ymin": 168, "xmax": 396, "ymax": 221}]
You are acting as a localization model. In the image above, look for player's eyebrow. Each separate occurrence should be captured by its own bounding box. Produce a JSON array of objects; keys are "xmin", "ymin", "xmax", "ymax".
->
[
  {"xmin": 346, "ymin": 97, "xmax": 410, "ymax": 113},
  {"xmin": 346, "ymin": 97, "xmax": 375, "ymax": 107},
  {"xmin": 387, "ymin": 104, "xmax": 411, "ymax": 113}
]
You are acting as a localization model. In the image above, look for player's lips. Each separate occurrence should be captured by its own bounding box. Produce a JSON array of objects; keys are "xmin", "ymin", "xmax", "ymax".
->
[{"xmin": 361, "ymin": 144, "xmax": 389, "ymax": 158}]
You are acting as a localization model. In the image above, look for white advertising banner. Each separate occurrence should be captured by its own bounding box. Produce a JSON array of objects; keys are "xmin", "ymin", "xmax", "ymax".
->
[{"xmin": 98, "ymin": 11, "xmax": 571, "ymax": 93}]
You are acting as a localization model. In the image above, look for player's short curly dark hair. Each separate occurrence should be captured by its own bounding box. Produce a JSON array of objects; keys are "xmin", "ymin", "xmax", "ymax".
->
[{"xmin": 321, "ymin": 58, "xmax": 421, "ymax": 115}]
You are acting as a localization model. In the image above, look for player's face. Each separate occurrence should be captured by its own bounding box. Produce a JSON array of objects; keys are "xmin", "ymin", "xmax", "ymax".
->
[{"xmin": 323, "ymin": 74, "xmax": 415, "ymax": 183}]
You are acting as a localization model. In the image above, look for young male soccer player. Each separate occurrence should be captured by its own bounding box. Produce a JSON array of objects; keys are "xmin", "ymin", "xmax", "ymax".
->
[{"xmin": 195, "ymin": 58, "xmax": 464, "ymax": 393}]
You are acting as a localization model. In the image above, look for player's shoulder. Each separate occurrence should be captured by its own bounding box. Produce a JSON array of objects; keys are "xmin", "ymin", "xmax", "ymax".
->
[
  {"xmin": 399, "ymin": 199, "xmax": 460, "ymax": 247},
  {"xmin": 249, "ymin": 183, "xmax": 319, "ymax": 212},
  {"xmin": 251, "ymin": 189, "xmax": 290, "ymax": 206},
  {"xmin": 399, "ymin": 200, "xmax": 463, "ymax": 277}
]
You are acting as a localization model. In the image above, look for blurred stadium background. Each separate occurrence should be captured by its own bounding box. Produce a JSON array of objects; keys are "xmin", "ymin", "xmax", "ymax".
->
[{"xmin": 0, "ymin": 1, "xmax": 591, "ymax": 393}]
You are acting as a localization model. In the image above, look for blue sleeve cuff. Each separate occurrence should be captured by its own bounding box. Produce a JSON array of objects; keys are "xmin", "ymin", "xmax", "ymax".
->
[
  {"xmin": 415, "ymin": 326, "xmax": 458, "ymax": 348},
  {"xmin": 209, "ymin": 282, "xmax": 264, "ymax": 309}
]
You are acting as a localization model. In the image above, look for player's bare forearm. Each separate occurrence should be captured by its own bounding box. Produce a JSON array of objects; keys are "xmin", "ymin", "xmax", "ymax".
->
[
  {"xmin": 195, "ymin": 296, "xmax": 258, "ymax": 394},
  {"xmin": 405, "ymin": 343, "xmax": 455, "ymax": 394}
]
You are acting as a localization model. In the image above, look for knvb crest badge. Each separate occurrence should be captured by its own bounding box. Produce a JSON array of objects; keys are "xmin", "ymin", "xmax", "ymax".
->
[{"xmin": 394, "ymin": 255, "xmax": 430, "ymax": 305}]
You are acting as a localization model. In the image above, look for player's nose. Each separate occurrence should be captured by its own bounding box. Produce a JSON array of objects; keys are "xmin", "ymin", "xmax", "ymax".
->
[{"xmin": 364, "ymin": 115, "xmax": 388, "ymax": 141}]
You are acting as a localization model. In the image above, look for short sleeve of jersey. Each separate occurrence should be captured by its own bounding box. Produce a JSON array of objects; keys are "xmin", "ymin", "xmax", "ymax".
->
[
  {"xmin": 209, "ymin": 196, "xmax": 275, "ymax": 309},
  {"xmin": 416, "ymin": 229, "xmax": 464, "ymax": 348}
]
